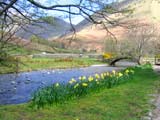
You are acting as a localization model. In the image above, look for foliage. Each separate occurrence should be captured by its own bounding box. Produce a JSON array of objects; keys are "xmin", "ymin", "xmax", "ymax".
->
[
  {"xmin": 30, "ymin": 35, "xmax": 73, "ymax": 52},
  {"xmin": 0, "ymin": 55, "xmax": 21, "ymax": 73},
  {"xmin": 102, "ymin": 52, "xmax": 114, "ymax": 59},
  {"xmin": 155, "ymin": 54, "xmax": 160, "ymax": 58},
  {"xmin": 137, "ymin": 63, "xmax": 153, "ymax": 69},
  {"xmin": 30, "ymin": 35, "xmax": 57, "ymax": 52},
  {"xmin": 121, "ymin": 8, "xmax": 134, "ymax": 14},
  {"xmin": 30, "ymin": 35, "xmax": 47, "ymax": 44},
  {"xmin": 104, "ymin": 38, "xmax": 117, "ymax": 54},
  {"xmin": 105, "ymin": 6, "xmax": 116, "ymax": 14},
  {"xmin": 31, "ymin": 68, "xmax": 135, "ymax": 108},
  {"xmin": 39, "ymin": 16, "xmax": 55, "ymax": 25}
]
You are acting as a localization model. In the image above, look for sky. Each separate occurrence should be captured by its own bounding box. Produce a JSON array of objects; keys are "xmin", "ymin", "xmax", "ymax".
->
[{"xmin": 34, "ymin": 0, "xmax": 118, "ymax": 25}]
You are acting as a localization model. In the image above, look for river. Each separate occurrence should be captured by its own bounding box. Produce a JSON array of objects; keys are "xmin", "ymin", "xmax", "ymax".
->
[{"xmin": 0, "ymin": 62, "xmax": 137, "ymax": 104}]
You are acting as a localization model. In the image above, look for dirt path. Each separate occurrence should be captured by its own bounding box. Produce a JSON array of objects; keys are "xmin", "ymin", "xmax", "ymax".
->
[
  {"xmin": 152, "ymin": 65, "xmax": 160, "ymax": 120},
  {"xmin": 152, "ymin": 95, "xmax": 160, "ymax": 120}
]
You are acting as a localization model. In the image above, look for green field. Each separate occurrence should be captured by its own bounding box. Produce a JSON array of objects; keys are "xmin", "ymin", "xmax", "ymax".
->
[
  {"xmin": 0, "ymin": 58, "xmax": 103, "ymax": 74},
  {"xmin": 0, "ymin": 67, "xmax": 159, "ymax": 120}
]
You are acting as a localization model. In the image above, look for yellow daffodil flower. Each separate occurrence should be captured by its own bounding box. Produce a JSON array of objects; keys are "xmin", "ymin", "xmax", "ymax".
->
[
  {"xmin": 112, "ymin": 70, "xmax": 116, "ymax": 75},
  {"xmin": 78, "ymin": 76, "xmax": 82, "ymax": 80},
  {"xmin": 82, "ymin": 76, "xmax": 86, "ymax": 80},
  {"xmin": 103, "ymin": 73, "xmax": 107, "ymax": 76},
  {"xmin": 71, "ymin": 78, "xmax": 76, "ymax": 82},
  {"xmin": 106, "ymin": 72, "xmax": 110, "ymax": 76},
  {"xmin": 69, "ymin": 80, "xmax": 73, "ymax": 84},
  {"xmin": 95, "ymin": 73, "xmax": 100, "ymax": 79},
  {"xmin": 69, "ymin": 78, "xmax": 76, "ymax": 84},
  {"xmin": 74, "ymin": 83, "xmax": 79, "ymax": 89},
  {"xmin": 55, "ymin": 83, "xmax": 59, "ymax": 87},
  {"xmin": 101, "ymin": 73, "xmax": 104, "ymax": 79},
  {"xmin": 118, "ymin": 72, "xmax": 123, "ymax": 77},
  {"xmin": 82, "ymin": 83, "xmax": 88, "ymax": 87},
  {"xmin": 88, "ymin": 76, "xmax": 94, "ymax": 82},
  {"xmin": 125, "ymin": 69, "xmax": 129, "ymax": 73}
]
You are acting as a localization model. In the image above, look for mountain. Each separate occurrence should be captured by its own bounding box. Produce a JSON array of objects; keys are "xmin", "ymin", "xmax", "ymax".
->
[
  {"xmin": 15, "ymin": 0, "xmax": 160, "ymax": 53},
  {"xmin": 15, "ymin": 0, "xmax": 132, "ymax": 41},
  {"xmin": 53, "ymin": 0, "xmax": 160, "ymax": 53},
  {"xmin": 15, "ymin": 17, "xmax": 73, "ymax": 40}
]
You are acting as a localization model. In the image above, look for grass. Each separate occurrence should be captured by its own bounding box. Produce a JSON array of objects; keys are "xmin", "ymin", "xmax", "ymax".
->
[
  {"xmin": 0, "ymin": 42, "xmax": 38, "ymax": 55},
  {"xmin": 0, "ymin": 58, "xmax": 103, "ymax": 74},
  {"xmin": 0, "ymin": 67, "xmax": 159, "ymax": 120}
]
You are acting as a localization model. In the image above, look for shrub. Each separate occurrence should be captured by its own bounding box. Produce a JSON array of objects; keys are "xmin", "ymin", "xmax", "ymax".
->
[{"xmin": 138, "ymin": 63, "xmax": 153, "ymax": 69}]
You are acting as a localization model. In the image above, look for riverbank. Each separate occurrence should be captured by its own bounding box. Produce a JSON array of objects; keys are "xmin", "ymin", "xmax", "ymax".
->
[
  {"xmin": 0, "ymin": 67, "xmax": 159, "ymax": 120},
  {"xmin": 0, "ymin": 58, "xmax": 104, "ymax": 74}
]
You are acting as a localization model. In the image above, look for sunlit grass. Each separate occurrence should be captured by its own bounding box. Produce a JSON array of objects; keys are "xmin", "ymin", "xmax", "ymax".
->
[
  {"xmin": 0, "ymin": 66, "xmax": 159, "ymax": 120},
  {"xmin": 0, "ymin": 58, "xmax": 103, "ymax": 74}
]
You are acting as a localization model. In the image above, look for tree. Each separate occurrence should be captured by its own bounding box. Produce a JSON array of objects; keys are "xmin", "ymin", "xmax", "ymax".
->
[
  {"xmin": 104, "ymin": 37, "xmax": 117, "ymax": 54},
  {"xmin": 0, "ymin": 0, "xmax": 127, "ymax": 35},
  {"xmin": 0, "ymin": 0, "xmax": 129, "ymax": 57},
  {"xmin": 0, "ymin": 0, "xmax": 131, "ymax": 71},
  {"xmin": 39, "ymin": 16, "xmax": 55, "ymax": 25},
  {"xmin": 120, "ymin": 22, "xmax": 157, "ymax": 64}
]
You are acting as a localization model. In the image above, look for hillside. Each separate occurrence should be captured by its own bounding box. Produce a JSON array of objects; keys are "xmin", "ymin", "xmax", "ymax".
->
[
  {"xmin": 53, "ymin": 0, "xmax": 160, "ymax": 53},
  {"xmin": 15, "ymin": 17, "xmax": 73, "ymax": 40},
  {"xmin": 14, "ymin": 0, "xmax": 160, "ymax": 53}
]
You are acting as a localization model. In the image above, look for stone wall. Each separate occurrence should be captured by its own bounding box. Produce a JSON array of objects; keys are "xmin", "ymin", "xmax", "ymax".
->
[{"xmin": 33, "ymin": 53, "xmax": 103, "ymax": 59}]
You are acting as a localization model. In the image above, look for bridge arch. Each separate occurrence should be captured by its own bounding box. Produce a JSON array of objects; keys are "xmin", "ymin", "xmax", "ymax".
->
[{"xmin": 109, "ymin": 57, "xmax": 138, "ymax": 66}]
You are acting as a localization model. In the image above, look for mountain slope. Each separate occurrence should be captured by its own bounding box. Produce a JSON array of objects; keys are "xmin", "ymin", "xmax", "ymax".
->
[
  {"xmin": 15, "ymin": 17, "xmax": 73, "ymax": 40},
  {"xmin": 55, "ymin": 0, "xmax": 160, "ymax": 53}
]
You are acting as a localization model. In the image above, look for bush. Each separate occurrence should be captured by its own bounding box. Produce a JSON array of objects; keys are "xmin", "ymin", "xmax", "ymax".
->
[{"xmin": 138, "ymin": 63, "xmax": 153, "ymax": 69}]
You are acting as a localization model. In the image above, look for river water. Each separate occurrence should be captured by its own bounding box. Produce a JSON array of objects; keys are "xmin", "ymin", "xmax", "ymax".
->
[{"xmin": 0, "ymin": 62, "xmax": 136, "ymax": 105}]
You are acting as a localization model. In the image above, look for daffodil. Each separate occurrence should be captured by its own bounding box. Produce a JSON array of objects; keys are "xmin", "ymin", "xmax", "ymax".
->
[
  {"xmin": 69, "ymin": 80, "xmax": 73, "ymax": 84},
  {"xmin": 106, "ymin": 72, "xmax": 110, "ymax": 76},
  {"xmin": 78, "ymin": 76, "xmax": 82, "ymax": 80},
  {"xmin": 82, "ymin": 76, "xmax": 86, "ymax": 80},
  {"xmin": 82, "ymin": 83, "xmax": 88, "ymax": 87},
  {"xmin": 112, "ymin": 70, "xmax": 116, "ymax": 75},
  {"xmin": 69, "ymin": 78, "xmax": 76, "ymax": 84},
  {"xmin": 125, "ymin": 69, "xmax": 129, "ymax": 74},
  {"xmin": 103, "ymin": 73, "xmax": 107, "ymax": 77},
  {"xmin": 95, "ymin": 73, "xmax": 100, "ymax": 79},
  {"xmin": 74, "ymin": 83, "xmax": 79, "ymax": 89},
  {"xmin": 55, "ymin": 83, "xmax": 59, "ymax": 87},
  {"xmin": 101, "ymin": 73, "xmax": 104, "ymax": 79},
  {"xmin": 118, "ymin": 72, "xmax": 123, "ymax": 77},
  {"xmin": 88, "ymin": 76, "xmax": 94, "ymax": 82},
  {"xmin": 71, "ymin": 78, "xmax": 76, "ymax": 82}
]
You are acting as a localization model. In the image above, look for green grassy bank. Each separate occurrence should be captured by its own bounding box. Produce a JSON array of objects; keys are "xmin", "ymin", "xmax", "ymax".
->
[
  {"xmin": 0, "ymin": 58, "xmax": 103, "ymax": 74},
  {"xmin": 0, "ymin": 67, "xmax": 159, "ymax": 120}
]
